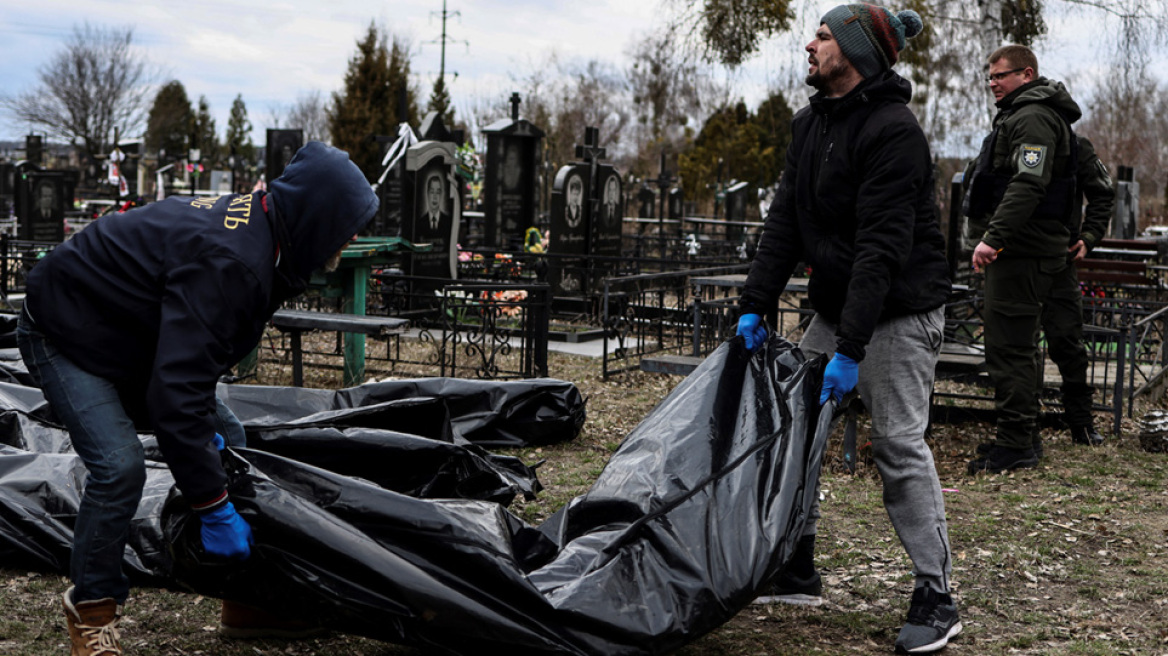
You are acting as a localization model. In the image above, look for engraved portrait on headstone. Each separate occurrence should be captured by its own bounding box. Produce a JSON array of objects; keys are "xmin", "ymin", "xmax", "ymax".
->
[
  {"xmin": 18, "ymin": 172, "xmax": 65, "ymax": 242},
  {"xmin": 592, "ymin": 166, "xmax": 623, "ymax": 259},
  {"xmin": 502, "ymin": 143, "xmax": 522, "ymax": 192},
  {"xmin": 482, "ymin": 98, "xmax": 544, "ymax": 249},
  {"xmin": 565, "ymin": 173, "xmax": 584, "ymax": 229},
  {"xmin": 403, "ymin": 141, "xmax": 460, "ymax": 292},
  {"xmin": 602, "ymin": 173, "xmax": 621, "ymax": 231}
]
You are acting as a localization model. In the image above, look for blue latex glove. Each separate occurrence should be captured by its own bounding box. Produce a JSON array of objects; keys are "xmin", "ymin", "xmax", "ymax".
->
[
  {"xmin": 736, "ymin": 313, "xmax": 767, "ymax": 352},
  {"xmin": 212, "ymin": 433, "xmax": 225, "ymax": 451},
  {"xmin": 820, "ymin": 353, "xmax": 859, "ymax": 405},
  {"xmin": 200, "ymin": 501, "xmax": 254, "ymax": 560}
]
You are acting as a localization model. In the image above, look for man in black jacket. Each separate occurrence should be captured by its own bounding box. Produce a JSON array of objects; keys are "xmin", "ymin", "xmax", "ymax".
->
[
  {"xmin": 16, "ymin": 142, "xmax": 378, "ymax": 655},
  {"xmin": 736, "ymin": 4, "xmax": 959, "ymax": 653}
]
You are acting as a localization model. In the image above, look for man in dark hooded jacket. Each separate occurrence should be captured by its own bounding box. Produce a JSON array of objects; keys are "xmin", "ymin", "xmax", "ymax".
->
[
  {"xmin": 964, "ymin": 45, "xmax": 1093, "ymax": 475},
  {"xmin": 16, "ymin": 142, "xmax": 378, "ymax": 655},
  {"xmin": 735, "ymin": 4, "xmax": 959, "ymax": 654}
]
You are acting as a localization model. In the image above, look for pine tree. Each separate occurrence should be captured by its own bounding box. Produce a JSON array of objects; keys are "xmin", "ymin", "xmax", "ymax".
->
[
  {"xmin": 225, "ymin": 94, "xmax": 255, "ymax": 168},
  {"xmin": 328, "ymin": 22, "xmax": 416, "ymax": 180},
  {"xmin": 145, "ymin": 80, "xmax": 192, "ymax": 164},
  {"xmin": 191, "ymin": 96, "xmax": 219, "ymax": 169}
]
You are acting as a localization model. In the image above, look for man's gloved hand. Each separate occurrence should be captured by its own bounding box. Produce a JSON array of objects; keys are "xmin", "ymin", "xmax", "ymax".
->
[
  {"xmin": 212, "ymin": 433, "xmax": 225, "ymax": 451},
  {"xmin": 200, "ymin": 501, "xmax": 254, "ymax": 560},
  {"xmin": 736, "ymin": 313, "xmax": 767, "ymax": 352},
  {"xmin": 820, "ymin": 353, "xmax": 859, "ymax": 405}
]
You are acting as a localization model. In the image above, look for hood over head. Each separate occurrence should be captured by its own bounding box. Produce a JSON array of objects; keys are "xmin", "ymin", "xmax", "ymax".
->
[{"xmin": 267, "ymin": 142, "xmax": 379, "ymax": 282}]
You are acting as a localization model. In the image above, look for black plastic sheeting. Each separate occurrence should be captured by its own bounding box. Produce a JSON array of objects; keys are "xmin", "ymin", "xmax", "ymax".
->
[
  {"xmin": 0, "ymin": 376, "xmax": 584, "ymax": 578},
  {"xmin": 1, "ymin": 335, "xmax": 833, "ymax": 655}
]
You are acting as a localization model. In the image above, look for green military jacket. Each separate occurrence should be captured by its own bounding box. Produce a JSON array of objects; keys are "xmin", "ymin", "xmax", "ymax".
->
[
  {"xmin": 1075, "ymin": 135, "xmax": 1114, "ymax": 252},
  {"xmin": 963, "ymin": 78, "xmax": 1082, "ymax": 258}
]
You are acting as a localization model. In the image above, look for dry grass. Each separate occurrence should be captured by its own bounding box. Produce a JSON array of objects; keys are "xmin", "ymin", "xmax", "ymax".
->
[{"xmin": 4, "ymin": 335, "xmax": 1168, "ymax": 655}]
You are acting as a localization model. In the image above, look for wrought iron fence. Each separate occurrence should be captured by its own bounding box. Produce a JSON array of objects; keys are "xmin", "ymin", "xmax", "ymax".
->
[{"xmin": 0, "ymin": 235, "xmax": 58, "ymax": 304}]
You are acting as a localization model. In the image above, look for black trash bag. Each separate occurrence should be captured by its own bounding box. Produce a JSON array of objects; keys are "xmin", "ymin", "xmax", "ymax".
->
[
  {"xmin": 0, "ymin": 386, "xmax": 550, "ymax": 576},
  {"xmin": 165, "ymin": 334, "xmax": 833, "ymax": 655},
  {"xmin": 217, "ymin": 377, "xmax": 586, "ymax": 448}
]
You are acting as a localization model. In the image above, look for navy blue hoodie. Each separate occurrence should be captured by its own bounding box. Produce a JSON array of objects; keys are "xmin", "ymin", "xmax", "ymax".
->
[{"xmin": 25, "ymin": 142, "xmax": 378, "ymax": 508}]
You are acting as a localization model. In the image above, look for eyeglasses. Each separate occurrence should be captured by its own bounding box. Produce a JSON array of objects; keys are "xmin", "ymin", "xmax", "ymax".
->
[{"xmin": 986, "ymin": 67, "xmax": 1026, "ymax": 83}]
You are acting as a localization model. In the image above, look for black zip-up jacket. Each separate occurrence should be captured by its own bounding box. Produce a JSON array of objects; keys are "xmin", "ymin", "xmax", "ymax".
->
[
  {"xmin": 25, "ymin": 142, "xmax": 378, "ymax": 508},
  {"xmin": 740, "ymin": 71, "xmax": 951, "ymax": 362}
]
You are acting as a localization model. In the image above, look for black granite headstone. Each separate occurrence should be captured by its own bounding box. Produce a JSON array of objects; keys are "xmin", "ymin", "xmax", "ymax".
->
[
  {"xmin": 668, "ymin": 187, "xmax": 684, "ymax": 221},
  {"xmin": 25, "ymin": 135, "xmax": 43, "ymax": 167},
  {"xmin": 403, "ymin": 141, "xmax": 460, "ymax": 308},
  {"xmin": 17, "ymin": 171, "xmax": 66, "ymax": 242},
  {"xmin": 266, "ymin": 129, "xmax": 303, "ymax": 183},
  {"xmin": 548, "ymin": 165, "xmax": 590, "ymax": 296},
  {"xmin": 593, "ymin": 166, "xmax": 622, "ymax": 258},
  {"xmin": 481, "ymin": 95, "xmax": 544, "ymax": 250},
  {"xmin": 724, "ymin": 180, "xmax": 750, "ymax": 242},
  {"xmin": 638, "ymin": 186, "xmax": 656, "ymax": 219}
]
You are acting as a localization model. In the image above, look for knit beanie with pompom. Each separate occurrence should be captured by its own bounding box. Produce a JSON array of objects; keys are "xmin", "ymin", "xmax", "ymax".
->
[{"xmin": 820, "ymin": 4, "xmax": 924, "ymax": 79}]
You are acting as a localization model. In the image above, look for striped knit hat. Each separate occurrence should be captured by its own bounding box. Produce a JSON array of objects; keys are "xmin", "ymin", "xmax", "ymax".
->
[{"xmin": 821, "ymin": 4, "xmax": 924, "ymax": 79}]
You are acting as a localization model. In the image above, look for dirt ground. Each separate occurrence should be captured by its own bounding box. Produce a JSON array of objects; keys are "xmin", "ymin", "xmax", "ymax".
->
[{"xmin": 3, "ymin": 342, "xmax": 1168, "ymax": 655}]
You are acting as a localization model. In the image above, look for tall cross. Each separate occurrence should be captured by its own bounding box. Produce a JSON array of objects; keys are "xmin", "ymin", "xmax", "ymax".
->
[
  {"xmin": 574, "ymin": 127, "xmax": 607, "ymax": 234},
  {"xmin": 510, "ymin": 93, "xmax": 522, "ymax": 121},
  {"xmin": 653, "ymin": 150, "xmax": 676, "ymax": 240}
]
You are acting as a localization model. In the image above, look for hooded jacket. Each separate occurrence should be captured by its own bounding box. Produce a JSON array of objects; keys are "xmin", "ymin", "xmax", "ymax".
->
[
  {"xmin": 963, "ymin": 78, "xmax": 1082, "ymax": 258},
  {"xmin": 740, "ymin": 71, "xmax": 951, "ymax": 362},
  {"xmin": 25, "ymin": 142, "xmax": 378, "ymax": 508}
]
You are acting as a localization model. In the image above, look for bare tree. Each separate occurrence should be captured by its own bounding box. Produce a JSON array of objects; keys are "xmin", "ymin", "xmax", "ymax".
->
[
  {"xmin": 268, "ymin": 91, "xmax": 330, "ymax": 144},
  {"xmin": 0, "ymin": 23, "xmax": 155, "ymax": 163}
]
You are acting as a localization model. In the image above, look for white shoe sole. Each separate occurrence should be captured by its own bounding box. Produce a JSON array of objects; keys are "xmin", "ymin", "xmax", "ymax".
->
[
  {"xmin": 899, "ymin": 620, "xmax": 963, "ymax": 653},
  {"xmin": 751, "ymin": 593, "xmax": 823, "ymax": 606}
]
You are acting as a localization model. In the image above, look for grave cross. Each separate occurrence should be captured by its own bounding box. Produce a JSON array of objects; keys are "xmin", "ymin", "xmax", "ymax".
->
[
  {"xmin": 574, "ymin": 127, "xmax": 607, "ymax": 228},
  {"xmin": 510, "ymin": 92, "xmax": 521, "ymax": 121},
  {"xmin": 652, "ymin": 150, "xmax": 676, "ymax": 240}
]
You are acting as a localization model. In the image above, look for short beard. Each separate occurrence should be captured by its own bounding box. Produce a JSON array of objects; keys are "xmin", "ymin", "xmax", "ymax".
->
[{"xmin": 322, "ymin": 248, "xmax": 344, "ymax": 273}]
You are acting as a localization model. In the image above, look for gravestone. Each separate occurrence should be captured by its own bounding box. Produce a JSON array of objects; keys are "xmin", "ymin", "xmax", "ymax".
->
[
  {"xmin": 548, "ymin": 127, "xmax": 624, "ymax": 297},
  {"xmin": 16, "ymin": 171, "xmax": 66, "ymax": 242},
  {"xmin": 668, "ymin": 187, "xmax": 684, "ymax": 221},
  {"xmin": 637, "ymin": 186, "xmax": 656, "ymax": 219},
  {"xmin": 370, "ymin": 127, "xmax": 418, "ymax": 238},
  {"xmin": 0, "ymin": 162, "xmax": 13, "ymax": 217},
  {"xmin": 25, "ymin": 135, "xmax": 43, "ymax": 167},
  {"xmin": 402, "ymin": 140, "xmax": 460, "ymax": 308},
  {"xmin": 266, "ymin": 129, "xmax": 303, "ymax": 183},
  {"xmin": 593, "ymin": 166, "xmax": 623, "ymax": 258},
  {"xmin": 724, "ymin": 180, "xmax": 750, "ymax": 242},
  {"xmin": 548, "ymin": 165, "xmax": 589, "ymax": 296},
  {"xmin": 482, "ymin": 93, "xmax": 544, "ymax": 250}
]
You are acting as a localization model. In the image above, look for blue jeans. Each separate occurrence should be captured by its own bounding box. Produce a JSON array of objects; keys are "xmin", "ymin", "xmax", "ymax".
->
[{"xmin": 16, "ymin": 309, "xmax": 245, "ymax": 604}]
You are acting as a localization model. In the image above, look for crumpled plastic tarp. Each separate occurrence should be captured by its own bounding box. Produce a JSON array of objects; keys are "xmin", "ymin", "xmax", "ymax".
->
[
  {"xmin": 0, "ymin": 335, "xmax": 832, "ymax": 655},
  {"xmin": 0, "ymin": 376, "xmax": 584, "ymax": 577}
]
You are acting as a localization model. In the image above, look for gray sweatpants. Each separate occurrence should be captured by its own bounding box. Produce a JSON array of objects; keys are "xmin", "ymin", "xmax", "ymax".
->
[{"xmin": 800, "ymin": 308, "xmax": 953, "ymax": 593}]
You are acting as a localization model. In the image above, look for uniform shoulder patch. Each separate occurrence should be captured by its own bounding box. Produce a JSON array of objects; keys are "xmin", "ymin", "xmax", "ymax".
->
[{"xmin": 1021, "ymin": 145, "xmax": 1045, "ymax": 169}]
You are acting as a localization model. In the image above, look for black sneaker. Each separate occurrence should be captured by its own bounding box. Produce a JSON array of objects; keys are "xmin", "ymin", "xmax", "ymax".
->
[
  {"xmin": 979, "ymin": 438, "xmax": 1043, "ymax": 460},
  {"xmin": 1070, "ymin": 425, "xmax": 1104, "ymax": 446},
  {"xmin": 967, "ymin": 445, "xmax": 1038, "ymax": 475},
  {"xmin": 751, "ymin": 568, "xmax": 823, "ymax": 606},
  {"xmin": 895, "ymin": 586, "xmax": 962, "ymax": 653},
  {"xmin": 753, "ymin": 534, "xmax": 823, "ymax": 606}
]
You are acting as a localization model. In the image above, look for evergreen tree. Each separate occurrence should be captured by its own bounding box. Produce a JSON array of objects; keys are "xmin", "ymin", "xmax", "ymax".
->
[
  {"xmin": 191, "ymin": 95, "xmax": 219, "ymax": 169},
  {"xmin": 427, "ymin": 75, "xmax": 455, "ymax": 127},
  {"xmin": 225, "ymin": 94, "xmax": 256, "ymax": 168},
  {"xmin": 328, "ymin": 22, "xmax": 416, "ymax": 180},
  {"xmin": 145, "ymin": 80, "xmax": 192, "ymax": 163}
]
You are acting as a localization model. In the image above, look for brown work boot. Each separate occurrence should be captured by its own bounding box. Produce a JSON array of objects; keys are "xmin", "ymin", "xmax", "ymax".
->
[
  {"xmin": 62, "ymin": 586, "xmax": 122, "ymax": 656},
  {"xmin": 220, "ymin": 599, "xmax": 325, "ymax": 639}
]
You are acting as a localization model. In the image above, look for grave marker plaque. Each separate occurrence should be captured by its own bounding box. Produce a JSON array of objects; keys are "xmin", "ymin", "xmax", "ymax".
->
[{"xmin": 266, "ymin": 129, "xmax": 303, "ymax": 183}]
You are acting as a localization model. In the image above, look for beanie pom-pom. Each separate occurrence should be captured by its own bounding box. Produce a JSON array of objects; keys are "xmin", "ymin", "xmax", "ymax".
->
[{"xmin": 898, "ymin": 9, "xmax": 924, "ymax": 38}]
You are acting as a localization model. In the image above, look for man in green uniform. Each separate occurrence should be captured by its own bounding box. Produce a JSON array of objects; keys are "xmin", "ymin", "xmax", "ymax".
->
[{"xmin": 964, "ymin": 44, "xmax": 1100, "ymax": 474}]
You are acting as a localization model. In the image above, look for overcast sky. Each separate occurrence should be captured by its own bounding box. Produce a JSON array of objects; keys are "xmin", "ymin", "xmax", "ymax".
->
[{"xmin": 0, "ymin": 0, "xmax": 1161, "ymax": 156}]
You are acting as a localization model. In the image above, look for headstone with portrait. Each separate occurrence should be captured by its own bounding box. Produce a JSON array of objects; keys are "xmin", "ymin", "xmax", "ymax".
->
[
  {"xmin": 15, "ymin": 171, "xmax": 67, "ymax": 243},
  {"xmin": 265, "ymin": 129, "xmax": 303, "ymax": 183},
  {"xmin": 482, "ymin": 93, "xmax": 545, "ymax": 250},
  {"xmin": 548, "ymin": 164, "xmax": 590, "ymax": 297},
  {"xmin": 593, "ymin": 165, "xmax": 623, "ymax": 259},
  {"xmin": 402, "ymin": 140, "xmax": 460, "ymax": 308}
]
